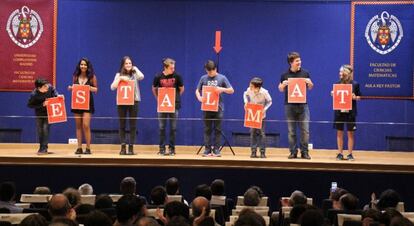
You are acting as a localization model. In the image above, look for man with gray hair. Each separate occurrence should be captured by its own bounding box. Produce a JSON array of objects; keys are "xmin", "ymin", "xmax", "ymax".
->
[{"xmin": 78, "ymin": 183, "xmax": 93, "ymax": 195}]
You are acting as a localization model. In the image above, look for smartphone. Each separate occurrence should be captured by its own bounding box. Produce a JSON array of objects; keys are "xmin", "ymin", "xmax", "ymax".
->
[{"xmin": 330, "ymin": 182, "xmax": 338, "ymax": 193}]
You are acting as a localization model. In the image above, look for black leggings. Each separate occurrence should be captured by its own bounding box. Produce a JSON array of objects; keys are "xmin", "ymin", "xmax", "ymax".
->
[{"xmin": 117, "ymin": 101, "xmax": 139, "ymax": 145}]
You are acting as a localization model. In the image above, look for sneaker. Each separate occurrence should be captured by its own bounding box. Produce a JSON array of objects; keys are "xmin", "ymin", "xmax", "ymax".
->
[
  {"xmin": 213, "ymin": 149, "xmax": 221, "ymax": 157},
  {"xmin": 250, "ymin": 150, "xmax": 258, "ymax": 158},
  {"xmin": 301, "ymin": 152, "xmax": 311, "ymax": 160},
  {"xmin": 202, "ymin": 149, "xmax": 211, "ymax": 157},
  {"xmin": 127, "ymin": 145, "xmax": 135, "ymax": 155},
  {"xmin": 288, "ymin": 153, "xmax": 297, "ymax": 159},
  {"xmin": 84, "ymin": 148, "xmax": 91, "ymax": 155},
  {"xmin": 158, "ymin": 148, "xmax": 166, "ymax": 155},
  {"xmin": 37, "ymin": 149, "xmax": 48, "ymax": 155},
  {"xmin": 260, "ymin": 151, "xmax": 266, "ymax": 158},
  {"xmin": 75, "ymin": 148, "xmax": 83, "ymax": 155},
  {"xmin": 119, "ymin": 144, "xmax": 127, "ymax": 155},
  {"xmin": 347, "ymin": 154, "xmax": 355, "ymax": 161},
  {"xmin": 336, "ymin": 153, "xmax": 344, "ymax": 160},
  {"xmin": 168, "ymin": 147, "xmax": 176, "ymax": 156}
]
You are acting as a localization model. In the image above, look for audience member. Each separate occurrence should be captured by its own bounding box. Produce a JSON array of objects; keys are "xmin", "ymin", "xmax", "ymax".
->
[
  {"xmin": 339, "ymin": 193, "xmax": 359, "ymax": 211},
  {"xmin": 48, "ymin": 194, "xmax": 76, "ymax": 221},
  {"xmin": 63, "ymin": 188, "xmax": 81, "ymax": 209},
  {"xmin": 115, "ymin": 194, "xmax": 146, "ymax": 226},
  {"xmin": 0, "ymin": 181, "xmax": 23, "ymax": 213},
  {"xmin": 94, "ymin": 194, "xmax": 113, "ymax": 209},
  {"xmin": 243, "ymin": 188, "xmax": 260, "ymax": 206},
  {"xmin": 195, "ymin": 184, "xmax": 212, "ymax": 201},
  {"xmin": 137, "ymin": 217, "xmax": 161, "ymax": 226},
  {"xmin": 78, "ymin": 184, "xmax": 93, "ymax": 195},
  {"xmin": 19, "ymin": 214, "xmax": 48, "ymax": 226},
  {"xmin": 150, "ymin": 185, "xmax": 168, "ymax": 206},
  {"xmin": 33, "ymin": 186, "xmax": 51, "ymax": 194},
  {"xmin": 49, "ymin": 217, "xmax": 78, "ymax": 226},
  {"xmin": 234, "ymin": 208, "xmax": 266, "ymax": 226},
  {"xmin": 84, "ymin": 210, "xmax": 113, "ymax": 226}
]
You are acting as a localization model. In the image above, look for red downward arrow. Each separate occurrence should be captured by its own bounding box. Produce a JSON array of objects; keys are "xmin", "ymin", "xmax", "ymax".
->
[{"xmin": 213, "ymin": 30, "xmax": 222, "ymax": 54}]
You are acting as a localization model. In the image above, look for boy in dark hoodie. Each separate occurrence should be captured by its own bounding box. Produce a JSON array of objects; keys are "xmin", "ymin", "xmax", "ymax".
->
[{"xmin": 27, "ymin": 78, "xmax": 59, "ymax": 154}]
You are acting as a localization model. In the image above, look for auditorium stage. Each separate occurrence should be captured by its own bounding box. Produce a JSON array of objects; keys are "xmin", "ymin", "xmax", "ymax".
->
[{"xmin": 1, "ymin": 143, "xmax": 413, "ymax": 174}]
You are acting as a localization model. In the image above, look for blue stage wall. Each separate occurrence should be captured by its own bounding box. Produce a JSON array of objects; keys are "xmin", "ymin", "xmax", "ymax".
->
[{"xmin": 0, "ymin": 0, "xmax": 413, "ymax": 151}]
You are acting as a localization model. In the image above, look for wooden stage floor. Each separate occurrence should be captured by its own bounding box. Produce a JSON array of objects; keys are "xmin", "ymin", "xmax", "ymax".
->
[{"xmin": 1, "ymin": 144, "xmax": 414, "ymax": 173}]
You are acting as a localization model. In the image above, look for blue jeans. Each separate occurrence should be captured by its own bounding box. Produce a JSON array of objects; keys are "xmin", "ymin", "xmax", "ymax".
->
[
  {"xmin": 158, "ymin": 111, "xmax": 178, "ymax": 150},
  {"xmin": 284, "ymin": 104, "xmax": 310, "ymax": 155},
  {"xmin": 203, "ymin": 111, "xmax": 223, "ymax": 151},
  {"xmin": 250, "ymin": 122, "xmax": 266, "ymax": 152},
  {"xmin": 36, "ymin": 117, "xmax": 50, "ymax": 149}
]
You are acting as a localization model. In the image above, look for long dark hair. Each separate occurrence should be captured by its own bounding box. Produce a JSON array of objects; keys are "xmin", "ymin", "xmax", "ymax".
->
[
  {"xmin": 73, "ymin": 57, "xmax": 95, "ymax": 79},
  {"xmin": 118, "ymin": 56, "xmax": 135, "ymax": 75}
]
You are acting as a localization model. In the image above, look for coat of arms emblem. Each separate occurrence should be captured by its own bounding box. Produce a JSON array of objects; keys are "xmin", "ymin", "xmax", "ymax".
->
[
  {"xmin": 365, "ymin": 11, "xmax": 403, "ymax": 55},
  {"xmin": 6, "ymin": 6, "xmax": 44, "ymax": 48}
]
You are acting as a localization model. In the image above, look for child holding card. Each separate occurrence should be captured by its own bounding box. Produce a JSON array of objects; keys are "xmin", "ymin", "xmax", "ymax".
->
[
  {"xmin": 27, "ymin": 78, "xmax": 59, "ymax": 155},
  {"xmin": 243, "ymin": 77, "xmax": 272, "ymax": 158},
  {"xmin": 333, "ymin": 65, "xmax": 361, "ymax": 161},
  {"xmin": 111, "ymin": 56, "xmax": 144, "ymax": 155},
  {"xmin": 68, "ymin": 58, "xmax": 98, "ymax": 155}
]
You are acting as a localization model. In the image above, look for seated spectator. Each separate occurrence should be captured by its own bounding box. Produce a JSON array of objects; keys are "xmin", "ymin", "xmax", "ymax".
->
[
  {"xmin": 190, "ymin": 197, "xmax": 211, "ymax": 224},
  {"xmin": 289, "ymin": 190, "xmax": 307, "ymax": 207},
  {"xmin": 94, "ymin": 194, "xmax": 113, "ymax": 209},
  {"xmin": 210, "ymin": 179, "xmax": 225, "ymax": 197},
  {"xmin": 243, "ymin": 188, "xmax": 260, "ymax": 206},
  {"xmin": 19, "ymin": 214, "xmax": 48, "ymax": 226},
  {"xmin": 120, "ymin": 177, "xmax": 137, "ymax": 195},
  {"xmin": 150, "ymin": 186, "xmax": 168, "ymax": 207},
  {"xmin": 166, "ymin": 216, "xmax": 190, "ymax": 226},
  {"xmin": 210, "ymin": 179, "xmax": 233, "ymax": 222},
  {"xmin": 331, "ymin": 188, "xmax": 349, "ymax": 210},
  {"xmin": 163, "ymin": 201, "xmax": 190, "ymax": 224},
  {"xmin": 234, "ymin": 208, "xmax": 266, "ymax": 226},
  {"xmin": 340, "ymin": 193, "xmax": 359, "ymax": 211},
  {"xmin": 63, "ymin": 188, "xmax": 81, "ymax": 209},
  {"xmin": 390, "ymin": 216, "xmax": 414, "ymax": 226},
  {"xmin": 195, "ymin": 184, "xmax": 212, "ymax": 201},
  {"xmin": 376, "ymin": 189, "xmax": 401, "ymax": 211},
  {"xmin": 0, "ymin": 181, "xmax": 22, "ymax": 213},
  {"xmin": 379, "ymin": 208, "xmax": 403, "ymax": 226},
  {"xmin": 33, "ymin": 186, "xmax": 51, "ymax": 195},
  {"xmin": 49, "ymin": 217, "xmax": 78, "ymax": 226},
  {"xmin": 290, "ymin": 204, "xmax": 316, "ymax": 224},
  {"xmin": 137, "ymin": 217, "xmax": 161, "ymax": 226},
  {"xmin": 84, "ymin": 210, "xmax": 113, "ymax": 226},
  {"xmin": 299, "ymin": 209, "xmax": 325, "ymax": 226},
  {"xmin": 196, "ymin": 216, "xmax": 215, "ymax": 226},
  {"xmin": 362, "ymin": 209, "xmax": 381, "ymax": 226},
  {"xmin": 48, "ymin": 194, "xmax": 76, "ymax": 221},
  {"xmin": 165, "ymin": 177, "xmax": 180, "ymax": 196},
  {"xmin": 78, "ymin": 184, "xmax": 93, "ymax": 195},
  {"xmin": 249, "ymin": 186, "xmax": 265, "ymax": 198},
  {"xmin": 115, "ymin": 194, "xmax": 146, "ymax": 226},
  {"xmin": 75, "ymin": 203, "xmax": 95, "ymax": 216}
]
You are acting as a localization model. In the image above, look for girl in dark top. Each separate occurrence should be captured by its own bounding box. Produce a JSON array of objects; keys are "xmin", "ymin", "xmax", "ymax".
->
[{"xmin": 68, "ymin": 58, "xmax": 98, "ymax": 154}]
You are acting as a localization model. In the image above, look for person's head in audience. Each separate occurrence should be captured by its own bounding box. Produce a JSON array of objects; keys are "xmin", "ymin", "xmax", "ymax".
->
[
  {"xmin": 299, "ymin": 209, "xmax": 325, "ymax": 226},
  {"xmin": 249, "ymin": 186, "xmax": 264, "ymax": 198},
  {"xmin": 63, "ymin": 188, "xmax": 81, "ymax": 209},
  {"xmin": 330, "ymin": 188, "xmax": 349, "ymax": 210},
  {"xmin": 137, "ymin": 217, "xmax": 161, "ymax": 226},
  {"xmin": 197, "ymin": 216, "xmax": 215, "ymax": 226},
  {"xmin": 48, "ymin": 194, "xmax": 76, "ymax": 220},
  {"xmin": 0, "ymin": 181, "xmax": 17, "ymax": 202},
  {"xmin": 49, "ymin": 217, "xmax": 78, "ymax": 226},
  {"xmin": 166, "ymin": 216, "xmax": 190, "ymax": 226},
  {"xmin": 120, "ymin": 177, "xmax": 137, "ymax": 195},
  {"xmin": 75, "ymin": 203, "xmax": 95, "ymax": 215},
  {"xmin": 234, "ymin": 208, "xmax": 266, "ymax": 226},
  {"xmin": 84, "ymin": 210, "xmax": 113, "ymax": 226},
  {"xmin": 339, "ymin": 193, "xmax": 359, "ymax": 211},
  {"xmin": 116, "ymin": 194, "xmax": 146, "ymax": 225},
  {"xmin": 78, "ymin": 183, "xmax": 93, "ymax": 195},
  {"xmin": 94, "ymin": 194, "xmax": 113, "ymax": 209},
  {"xmin": 210, "ymin": 179, "xmax": 225, "ymax": 196},
  {"xmin": 377, "ymin": 189, "xmax": 400, "ymax": 211},
  {"xmin": 289, "ymin": 190, "xmax": 307, "ymax": 206},
  {"xmin": 19, "ymin": 214, "xmax": 48, "ymax": 226},
  {"xmin": 191, "ymin": 196, "xmax": 211, "ymax": 218},
  {"xmin": 195, "ymin": 184, "xmax": 212, "ymax": 201},
  {"xmin": 244, "ymin": 188, "xmax": 260, "ymax": 206},
  {"xmin": 164, "ymin": 201, "xmax": 190, "ymax": 221},
  {"xmin": 362, "ymin": 209, "xmax": 381, "ymax": 226},
  {"xmin": 33, "ymin": 186, "xmax": 51, "ymax": 194},
  {"xmin": 390, "ymin": 216, "xmax": 414, "ymax": 226},
  {"xmin": 150, "ymin": 185, "xmax": 168, "ymax": 206},
  {"xmin": 165, "ymin": 177, "xmax": 180, "ymax": 195},
  {"xmin": 290, "ymin": 204, "xmax": 316, "ymax": 224},
  {"xmin": 379, "ymin": 208, "xmax": 403, "ymax": 226}
]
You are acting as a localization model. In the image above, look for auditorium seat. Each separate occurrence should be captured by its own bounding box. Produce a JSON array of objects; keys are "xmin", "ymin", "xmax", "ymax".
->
[
  {"xmin": 327, "ymin": 209, "xmax": 363, "ymax": 226},
  {"xmin": 20, "ymin": 194, "xmax": 51, "ymax": 203},
  {"xmin": 397, "ymin": 202, "xmax": 405, "ymax": 212},
  {"xmin": 232, "ymin": 208, "xmax": 268, "ymax": 217},
  {"xmin": 14, "ymin": 203, "xmax": 30, "ymax": 209},
  {"xmin": 337, "ymin": 214, "xmax": 361, "ymax": 226},
  {"xmin": 227, "ymin": 215, "xmax": 270, "ymax": 226},
  {"xmin": 167, "ymin": 195, "xmax": 182, "ymax": 202},
  {"xmin": 23, "ymin": 208, "xmax": 51, "ymax": 221},
  {"xmin": 80, "ymin": 195, "xmax": 96, "ymax": 205},
  {"xmin": 280, "ymin": 197, "xmax": 313, "ymax": 205}
]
